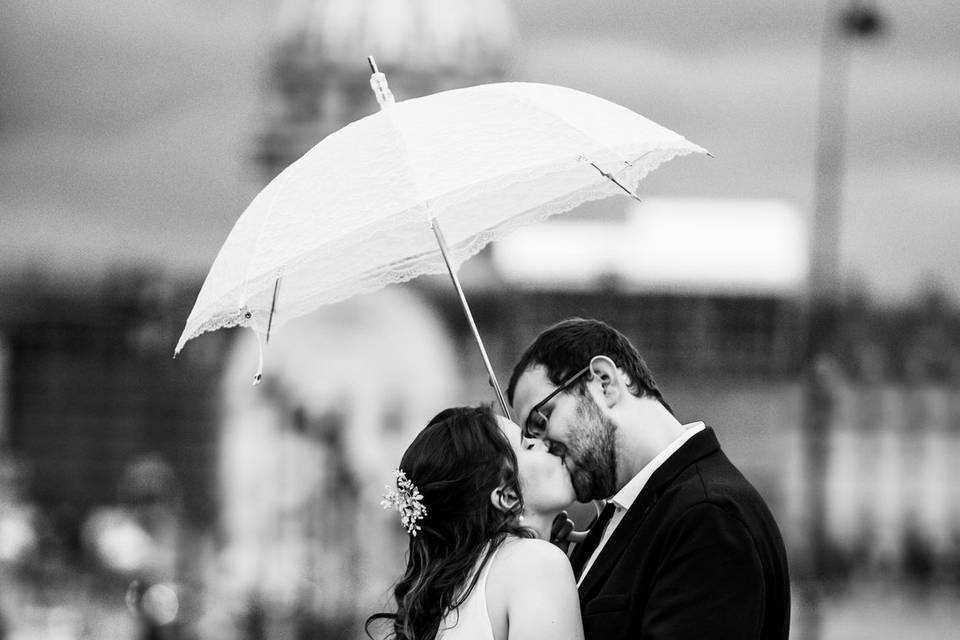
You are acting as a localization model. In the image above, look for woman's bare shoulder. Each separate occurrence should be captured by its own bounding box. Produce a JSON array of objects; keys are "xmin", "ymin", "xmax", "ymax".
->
[
  {"xmin": 487, "ymin": 537, "xmax": 583, "ymax": 640},
  {"xmin": 498, "ymin": 536, "xmax": 568, "ymax": 558},
  {"xmin": 492, "ymin": 537, "xmax": 575, "ymax": 582}
]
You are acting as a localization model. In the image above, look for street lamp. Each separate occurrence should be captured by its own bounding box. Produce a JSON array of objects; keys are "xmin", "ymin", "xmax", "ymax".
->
[
  {"xmin": 811, "ymin": 1, "xmax": 885, "ymax": 302},
  {"xmin": 802, "ymin": 3, "xmax": 884, "ymax": 640}
]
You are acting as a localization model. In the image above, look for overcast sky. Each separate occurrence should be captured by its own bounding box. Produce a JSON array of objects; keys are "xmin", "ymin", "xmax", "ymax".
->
[{"xmin": 2, "ymin": 0, "xmax": 958, "ymax": 303}]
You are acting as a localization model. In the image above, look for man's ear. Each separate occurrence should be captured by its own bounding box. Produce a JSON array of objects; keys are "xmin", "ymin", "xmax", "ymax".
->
[
  {"xmin": 489, "ymin": 486, "xmax": 520, "ymax": 513},
  {"xmin": 589, "ymin": 355, "xmax": 626, "ymax": 408}
]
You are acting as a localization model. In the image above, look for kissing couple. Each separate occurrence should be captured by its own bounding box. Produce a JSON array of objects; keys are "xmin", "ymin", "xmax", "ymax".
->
[{"xmin": 368, "ymin": 318, "xmax": 791, "ymax": 640}]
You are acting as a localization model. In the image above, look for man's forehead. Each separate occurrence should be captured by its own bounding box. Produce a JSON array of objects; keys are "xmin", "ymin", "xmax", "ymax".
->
[{"xmin": 511, "ymin": 364, "xmax": 554, "ymax": 414}]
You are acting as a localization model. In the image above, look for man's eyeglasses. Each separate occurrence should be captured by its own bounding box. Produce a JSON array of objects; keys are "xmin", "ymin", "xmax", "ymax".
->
[{"xmin": 522, "ymin": 365, "xmax": 592, "ymax": 439}]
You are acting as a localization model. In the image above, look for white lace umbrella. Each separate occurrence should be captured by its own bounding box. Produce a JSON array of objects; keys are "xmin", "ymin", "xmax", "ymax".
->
[{"xmin": 176, "ymin": 58, "xmax": 708, "ymax": 416}]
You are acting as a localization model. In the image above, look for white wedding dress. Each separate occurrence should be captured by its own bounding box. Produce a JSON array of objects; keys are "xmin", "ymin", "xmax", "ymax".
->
[{"xmin": 436, "ymin": 544, "xmax": 502, "ymax": 640}]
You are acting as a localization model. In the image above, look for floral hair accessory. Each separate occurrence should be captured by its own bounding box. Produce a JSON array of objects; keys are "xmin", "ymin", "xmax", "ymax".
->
[{"xmin": 381, "ymin": 469, "xmax": 427, "ymax": 536}]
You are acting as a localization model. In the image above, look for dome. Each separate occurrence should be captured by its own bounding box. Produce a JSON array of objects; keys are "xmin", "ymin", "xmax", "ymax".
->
[
  {"xmin": 273, "ymin": 0, "xmax": 516, "ymax": 76},
  {"xmin": 255, "ymin": 0, "xmax": 518, "ymax": 177}
]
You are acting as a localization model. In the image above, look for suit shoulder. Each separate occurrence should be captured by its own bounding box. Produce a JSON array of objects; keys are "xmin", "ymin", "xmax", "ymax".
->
[
  {"xmin": 658, "ymin": 453, "xmax": 773, "ymax": 528},
  {"xmin": 688, "ymin": 450, "xmax": 764, "ymax": 503},
  {"xmin": 671, "ymin": 469, "xmax": 782, "ymax": 551}
]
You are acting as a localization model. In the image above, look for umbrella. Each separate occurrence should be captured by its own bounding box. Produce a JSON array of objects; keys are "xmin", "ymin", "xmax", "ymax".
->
[{"xmin": 176, "ymin": 57, "xmax": 708, "ymax": 417}]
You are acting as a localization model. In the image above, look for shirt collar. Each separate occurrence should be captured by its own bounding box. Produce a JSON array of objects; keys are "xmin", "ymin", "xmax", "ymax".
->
[{"xmin": 610, "ymin": 422, "xmax": 706, "ymax": 512}]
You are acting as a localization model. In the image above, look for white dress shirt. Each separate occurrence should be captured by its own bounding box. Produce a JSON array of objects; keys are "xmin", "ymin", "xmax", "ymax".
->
[{"xmin": 577, "ymin": 422, "xmax": 706, "ymax": 586}]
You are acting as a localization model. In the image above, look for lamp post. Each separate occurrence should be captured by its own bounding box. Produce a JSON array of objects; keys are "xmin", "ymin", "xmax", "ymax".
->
[
  {"xmin": 801, "ymin": 3, "xmax": 884, "ymax": 640},
  {"xmin": 810, "ymin": 1, "xmax": 884, "ymax": 300}
]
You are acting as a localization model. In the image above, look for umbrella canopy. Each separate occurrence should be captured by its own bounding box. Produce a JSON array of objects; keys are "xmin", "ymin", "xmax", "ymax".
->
[{"xmin": 176, "ymin": 78, "xmax": 707, "ymax": 357}]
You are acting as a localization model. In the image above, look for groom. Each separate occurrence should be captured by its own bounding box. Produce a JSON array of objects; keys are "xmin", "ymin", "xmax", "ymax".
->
[{"xmin": 508, "ymin": 318, "xmax": 790, "ymax": 640}]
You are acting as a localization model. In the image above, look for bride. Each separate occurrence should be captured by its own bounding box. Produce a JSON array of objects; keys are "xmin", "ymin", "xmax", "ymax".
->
[{"xmin": 367, "ymin": 405, "xmax": 584, "ymax": 640}]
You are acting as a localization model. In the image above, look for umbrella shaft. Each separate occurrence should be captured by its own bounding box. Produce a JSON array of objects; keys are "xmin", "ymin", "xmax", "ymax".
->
[{"xmin": 430, "ymin": 219, "xmax": 512, "ymax": 421}]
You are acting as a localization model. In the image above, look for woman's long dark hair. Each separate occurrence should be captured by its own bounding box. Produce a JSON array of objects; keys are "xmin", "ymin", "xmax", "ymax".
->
[{"xmin": 366, "ymin": 405, "xmax": 534, "ymax": 640}]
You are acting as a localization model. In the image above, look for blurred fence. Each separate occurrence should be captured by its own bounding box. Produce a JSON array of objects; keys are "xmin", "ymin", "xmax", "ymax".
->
[
  {"xmin": 803, "ymin": 292, "xmax": 960, "ymax": 586},
  {"xmin": 1, "ymin": 271, "xmax": 959, "ymax": 638},
  {"xmin": 0, "ymin": 270, "xmax": 226, "ymax": 638},
  {"xmin": 2, "ymin": 270, "xmax": 224, "ymax": 526},
  {"xmin": 817, "ymin": 381, "xmax": 960, "ymax": 582}
]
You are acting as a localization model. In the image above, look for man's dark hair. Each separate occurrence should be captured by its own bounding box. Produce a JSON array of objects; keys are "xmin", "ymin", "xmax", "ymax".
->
[{"xmin": 507, "ymin": 317, "xmax": 672, "ymax": 414}]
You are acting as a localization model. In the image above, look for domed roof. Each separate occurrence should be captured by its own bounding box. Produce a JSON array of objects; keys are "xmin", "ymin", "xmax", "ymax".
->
[
  {"xmin": 272, "ymin": 0, "xmax": 516, "ymax": 77},
  {"xmin": 256, "ymin": 0, "xmax": 517, "ymax": 178}
]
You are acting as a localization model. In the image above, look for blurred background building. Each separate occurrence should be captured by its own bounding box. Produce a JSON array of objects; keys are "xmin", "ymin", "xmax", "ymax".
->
[{"xmin": 2, "ymin": 1, "xmax": 959, "ymax": 638}]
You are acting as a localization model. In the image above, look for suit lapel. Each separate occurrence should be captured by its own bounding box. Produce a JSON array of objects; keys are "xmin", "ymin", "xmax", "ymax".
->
[{"xmin": 577, "ymin": 427, "xmax": 721, "ymax": 601}]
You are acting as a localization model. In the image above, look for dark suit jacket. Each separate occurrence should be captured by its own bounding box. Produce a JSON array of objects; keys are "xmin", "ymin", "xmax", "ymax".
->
[{"xmin": 570, "ymin": 427, "xmax": 790, "ymax": 640}]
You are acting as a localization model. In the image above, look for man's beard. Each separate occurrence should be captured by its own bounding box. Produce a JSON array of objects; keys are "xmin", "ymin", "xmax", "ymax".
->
[{"xmin": 566, "ymin": 393, "xmax": 619, "ymax": 502}]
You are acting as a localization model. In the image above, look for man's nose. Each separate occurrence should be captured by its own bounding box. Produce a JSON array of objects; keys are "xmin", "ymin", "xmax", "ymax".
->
[
  {"xmin": 521, "ymin": 435, "xmax": 545, "ymax": 451},
  {"xmin": 531, "ymin": 438, "xmax": 548, "ymax": 452}
]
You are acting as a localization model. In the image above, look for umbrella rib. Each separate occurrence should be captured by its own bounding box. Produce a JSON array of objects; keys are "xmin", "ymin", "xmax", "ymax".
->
[
  {"xmin": 578, "ymin": 156, "xmax": 642, "ymax": 201},
  {"xmin": 504, "ymin": 85, "xmax": 638, "ymax": 171},
  {"xmin": 501, "ymin": 86, "xmax": 658, "ymax": 201},
  {"xmin": 265, "ymin": 276, "xmax": 282, "ymax": 343}
]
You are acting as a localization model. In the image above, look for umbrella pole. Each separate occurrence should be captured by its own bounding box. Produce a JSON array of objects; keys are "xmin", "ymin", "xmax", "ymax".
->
[{"xmin": 430, "ymin": 219, "xmax": 512, "ymax": 421}]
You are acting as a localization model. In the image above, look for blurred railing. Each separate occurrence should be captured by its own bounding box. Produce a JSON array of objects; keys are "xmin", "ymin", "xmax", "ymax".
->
[
  {"xmin": 2, "ymin": 272, "xmax": 959, "ymax": 638},
  {"xmin": 1, "ymin": 269, "xmax": 227, "ymax": 637},
  {"xmin": 800, "ymin": 290, "xmax": 960, "ymax": 586}
]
